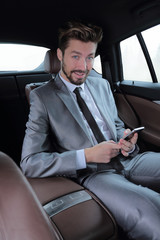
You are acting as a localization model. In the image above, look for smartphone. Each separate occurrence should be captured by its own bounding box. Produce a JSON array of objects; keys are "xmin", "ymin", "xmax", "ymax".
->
[{"xmin": 123, "ymin": 126, "xmax": 145, "ymax": 140}]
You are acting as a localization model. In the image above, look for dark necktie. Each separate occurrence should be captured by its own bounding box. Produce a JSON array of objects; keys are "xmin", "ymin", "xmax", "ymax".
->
[
  {"xmin": 74, "ymin": 87, "xmax": 106, "ymax": 143},
  {"xmin": 74, "ymin": 87, "xmax": 124, "ymax": 173}
]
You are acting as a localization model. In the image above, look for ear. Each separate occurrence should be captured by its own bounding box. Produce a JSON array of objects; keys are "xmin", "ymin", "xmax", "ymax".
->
[{"xmin": 57, "ymin": 48, "xmax": 63, "ymax": 61}]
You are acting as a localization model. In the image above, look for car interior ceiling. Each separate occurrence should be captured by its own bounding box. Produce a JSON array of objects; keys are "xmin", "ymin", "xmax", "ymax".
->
[
  {"xmin": 0, "ymin": 0, "xmax": 160, "ymax": 239},
  {"xmin": 1, "ymin": 0, "xmax": 160, "ymax": 48}
]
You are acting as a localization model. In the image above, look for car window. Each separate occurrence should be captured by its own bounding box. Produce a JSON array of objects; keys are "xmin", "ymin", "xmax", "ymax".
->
[
  {"xmin": 120, "ymin": 24, "xmax": 160, "ymax": 82},
  {"xmin": 0, "ymin": 44, "xmax": 102, "ymax": 75},
  {"xmin": 93, "ymin": 55, "xmax": 102, "ymax": 74},
  {"xmin": 0, "ymin": 44, "xmax": 49, "ymax": 73},
  {"xmin": 142, "ymin": 25, "xmax": 160, "ymax": 82}
]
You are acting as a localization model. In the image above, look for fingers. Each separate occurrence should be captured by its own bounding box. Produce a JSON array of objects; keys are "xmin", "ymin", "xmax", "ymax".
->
[
  {"xmin": 130, "ymin": 132, "xmax": 138, "ymax": 145},
  {"xmin": 123, "ymin": 129, "xmax": 138, "ymax": 144},
  {"xmin": 121, "ymin": 149, "xmax": 129, "ymax": 157},
  {"xmin": 119, "ymin": 138, "xmax": 133, "ymax": 149},
  {"xmin": 123, "ymin": 128, "xmax": 131, "ymax": 138},
  {"xmin": 106, "ymin": 141, "xmax": 121, "ymax": 158},
  {"xmin": 85, "ymin": 141, "xmax": 121, "ymax": 164},
  {"xmin": 119, "ymin": 129, "xmax": 138, "ymax": 156}
]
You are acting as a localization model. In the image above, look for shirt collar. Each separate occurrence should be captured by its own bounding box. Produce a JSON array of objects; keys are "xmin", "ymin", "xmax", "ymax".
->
[{"xmin": 59, "ymin": 72, "xmax": 85, "ymax": 92}]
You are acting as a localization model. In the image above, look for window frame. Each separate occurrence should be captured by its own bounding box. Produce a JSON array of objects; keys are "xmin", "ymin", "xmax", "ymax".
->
[
  {"xmin": 119, "ymin": 25, "xmax": 160, "ymax": 83},
  {"xmin": 136, "ymin": 33, "xmax": 158, "ymax": 83}
]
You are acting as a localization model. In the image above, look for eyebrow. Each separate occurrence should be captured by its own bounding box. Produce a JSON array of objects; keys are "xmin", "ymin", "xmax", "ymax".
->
[
  {"xmin": 71, "ymin": 51, "xmax": 95, "ymax": 56},
  {"xmin": 71, "ymin": 51, "xmax": 81, "ymax": 55}
]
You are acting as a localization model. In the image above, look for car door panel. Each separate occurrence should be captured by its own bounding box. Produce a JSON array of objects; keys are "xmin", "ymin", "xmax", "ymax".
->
[
  {"xmin": 115, "ymin": 81, "xmax": 160, "ymax": 148},
  {"xmin": 114, "ymin": 93, "xmax": 139, "ymax": 129}
]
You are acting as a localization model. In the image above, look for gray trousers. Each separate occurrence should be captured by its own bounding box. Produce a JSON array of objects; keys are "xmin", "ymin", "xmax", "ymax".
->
[{"xmin": 83, "ymin": 152, "xmax": 160, "ymax": 240}]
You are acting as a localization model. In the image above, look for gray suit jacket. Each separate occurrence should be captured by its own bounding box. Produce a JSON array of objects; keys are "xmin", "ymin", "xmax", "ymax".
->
[{"xmin": 21, "ymin": 74, "xmax": 125, "ymax": 178}]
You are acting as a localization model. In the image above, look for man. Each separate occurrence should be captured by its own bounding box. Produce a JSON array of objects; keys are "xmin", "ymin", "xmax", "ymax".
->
[{"xmin": 21, "ymin": 21, "xmax": 160, "ymax": 239}]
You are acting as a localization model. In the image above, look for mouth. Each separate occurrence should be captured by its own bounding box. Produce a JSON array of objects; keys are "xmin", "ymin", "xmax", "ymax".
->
[{"xmin": 72, "ymin": 70, "xmax": 88, "ymax": 78}]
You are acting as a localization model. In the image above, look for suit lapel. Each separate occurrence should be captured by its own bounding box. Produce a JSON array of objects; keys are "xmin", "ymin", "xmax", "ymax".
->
[
  {"xmin": 86, "ymin": 78, "xmax": 116, "ymax": 140},
  {"xmin": 53, "ymin": 75, "xmax": 94, "ymax": 144}
]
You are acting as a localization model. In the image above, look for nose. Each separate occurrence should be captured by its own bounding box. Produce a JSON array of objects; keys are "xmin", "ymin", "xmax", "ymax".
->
[{"xmin": 77, "ymin": 58, "xmax": 87, "ymax": 71}]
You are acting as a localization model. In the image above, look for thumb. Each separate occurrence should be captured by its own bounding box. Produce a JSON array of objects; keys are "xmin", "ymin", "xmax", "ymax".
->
[{"xmin": 123, "ymin": 129, "xmax": 131, "ymax": 138}]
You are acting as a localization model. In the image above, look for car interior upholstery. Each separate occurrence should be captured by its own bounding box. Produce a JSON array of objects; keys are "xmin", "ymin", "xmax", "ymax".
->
[
  {"xmin": 0, "ymin": 146, "xmax": 118, "ymax": 240},
  {"xmin": 0, "ymin": 151, "xmax": 59, "ymax": 240},
  {"xmin": 25, "ymin": 50, "xmax": 60, "ymax": 103}
]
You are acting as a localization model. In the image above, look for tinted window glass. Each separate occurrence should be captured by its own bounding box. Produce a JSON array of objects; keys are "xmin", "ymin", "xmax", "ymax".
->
[
  {"xmin": 120, "ymin": 35, "xmax": 151, "ymax": 82},
  {"xmin": 93, "ymin": 55, "xmax": 102, "ymax": 74},
  {"xmin": 120, "ymin": 24, "xmax": 160, "ymax": 82},
  {"xmin": 0, "ymin": 44, "xmax": 49, "ymax": 73}
]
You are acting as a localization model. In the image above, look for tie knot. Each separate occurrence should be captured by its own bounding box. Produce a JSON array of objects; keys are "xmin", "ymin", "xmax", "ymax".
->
[
  {"xmin": 74, "ymin": 87, "xmax": 82, "ymax": 97},
  {"xmin": 74, "ymin": 87, "xmax": 81, "ymax": 94}
]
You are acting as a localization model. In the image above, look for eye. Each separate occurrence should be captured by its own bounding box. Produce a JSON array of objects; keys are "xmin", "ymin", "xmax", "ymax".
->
[
  {"xmin": 87, "ymin": 56, "xmax": 94, "ymax": 60},
  {"xmin": 72, "ymin": 55, "xmax": 79, "ymax": 59}
]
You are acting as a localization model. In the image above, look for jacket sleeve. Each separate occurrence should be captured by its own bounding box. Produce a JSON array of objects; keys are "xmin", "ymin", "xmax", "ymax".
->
[{"xmin": 21, "ymin": 90, "xmax": 77, "ymax": 178}]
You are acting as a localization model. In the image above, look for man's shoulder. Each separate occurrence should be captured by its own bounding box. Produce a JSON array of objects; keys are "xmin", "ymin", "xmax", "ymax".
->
[
  {"xmin": 87, "ymin": 75, "xmax": 110, "ymax": 88},
  {"xmin": 31, "ymin": 79, "xmax": 54, "ymax": 95}
]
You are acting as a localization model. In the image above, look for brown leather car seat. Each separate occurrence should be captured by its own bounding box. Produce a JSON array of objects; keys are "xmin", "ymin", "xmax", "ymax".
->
[
  {"xmin": 44, "ymin": 49, "xmax": 61, "ymax": 74},
  {"xmin": 25, "ymin": 49, "xmax": 61, "ymax": 103},
  {"xmin": 0, "ymin": 150, "xmax": 118, "ymax": 240},
  {"xmin": 0, "ymin": 151, "xmax": 60, "ymax": 240}
]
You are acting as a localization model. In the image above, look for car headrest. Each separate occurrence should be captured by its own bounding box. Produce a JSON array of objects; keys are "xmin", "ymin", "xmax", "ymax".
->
[{"xmin": 44, "ymin": 49, "xmax": 61, "ymax": 74}]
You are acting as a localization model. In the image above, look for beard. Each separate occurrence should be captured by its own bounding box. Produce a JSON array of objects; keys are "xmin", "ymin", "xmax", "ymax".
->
[{"xmin": 62, "ymin": 60, "xmax": 89, "ymax": 85}]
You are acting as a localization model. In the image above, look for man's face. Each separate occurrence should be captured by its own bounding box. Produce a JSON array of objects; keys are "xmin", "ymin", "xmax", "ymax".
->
[{"xmin": 57, "ymin": 39, "xmax": 97, "ymax": 85}]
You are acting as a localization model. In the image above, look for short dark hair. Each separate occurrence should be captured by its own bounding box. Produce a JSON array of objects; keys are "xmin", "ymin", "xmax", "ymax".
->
[{"xmin": 58, "ymin": 21, "xmax": 103, "ymax": 54}]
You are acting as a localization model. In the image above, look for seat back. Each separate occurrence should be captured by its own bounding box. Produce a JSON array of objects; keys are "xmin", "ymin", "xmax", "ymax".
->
[
  {"xmin": 25, "ymin": 49, "xmax": 61, "ymax": 104},
  {"xmin": 0, "ymin": 151, "xmax": 59, "ymax": 240},
  {"xmin": 44, "ymin": 49, "xmax": 61, "ymax": 74}
]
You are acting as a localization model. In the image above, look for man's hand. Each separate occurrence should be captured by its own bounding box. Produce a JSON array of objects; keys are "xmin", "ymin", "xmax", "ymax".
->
[
  {"xmin": 119, "ymin": 129, "xmax": 138, "ymax": 157},
  {"xmin": 85, "ymin": 140, "xmax": 121, "ymax": 164}
]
